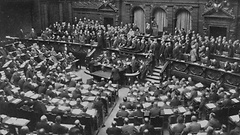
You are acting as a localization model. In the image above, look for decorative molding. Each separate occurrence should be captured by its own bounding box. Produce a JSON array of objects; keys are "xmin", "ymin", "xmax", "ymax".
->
[
  {"xmin": 173, "ymin": 5, "xmax": 193, "ymax": 13},
  {"xmin": 204, "ymin": 0, "xmax": 234, "ymax": 17}
]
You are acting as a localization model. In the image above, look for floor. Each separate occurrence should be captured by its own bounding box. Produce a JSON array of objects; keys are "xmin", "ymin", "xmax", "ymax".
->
[{"xmin": 73, "ymin": 67, "xmax": 169, "ymax": 135}]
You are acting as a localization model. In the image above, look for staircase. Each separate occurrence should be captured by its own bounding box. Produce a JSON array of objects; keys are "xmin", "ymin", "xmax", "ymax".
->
[{"xmin": 145, "ymin": 61, "xmax": 169, "ymax": 85}]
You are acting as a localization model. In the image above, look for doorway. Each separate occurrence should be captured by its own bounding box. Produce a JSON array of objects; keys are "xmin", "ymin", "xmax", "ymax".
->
[
  {"xmin": 209, "ymin": 26, "xmax": 227, "ymax": 38},
  {"xmin": 104, "ymin": 17, "xmax": 114, "ymax": 27}
]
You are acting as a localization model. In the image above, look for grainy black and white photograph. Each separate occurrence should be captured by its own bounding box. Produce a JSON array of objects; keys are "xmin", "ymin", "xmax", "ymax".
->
[{"xmin": 0, "ymin": 0, "xmax": 239, "ymax": 135}]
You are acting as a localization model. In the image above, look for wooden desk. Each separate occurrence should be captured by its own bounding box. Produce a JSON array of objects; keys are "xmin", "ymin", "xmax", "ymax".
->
[{"xmin": 168, "ymin": 59, "xmax": 240, "ymax": 88}]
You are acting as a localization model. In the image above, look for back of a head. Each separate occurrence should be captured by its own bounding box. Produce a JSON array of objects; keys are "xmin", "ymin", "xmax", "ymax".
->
[
  {"xmin": 191, "ymin": 116, "xmax": 197, "ymax": 122},
  {"xmin": 55, "ymin": 116, "xmax": 61, "ymax": 123},
  {"xmin": 20, "ymin": 126, "xmax": 29, "ymax": 135},
  {"xmin": 177, "ymin": 116, "xmax": 184, "ymax": 124},
  {"xmin": 124, "ymin": 118, "xmax": 129, "ymax": 125},
  {"xmin": 112, "ymin": 121, "xmax": 117, "ymax": 127},
  {"xmin": 143, "ymin": 117, "xmax": 150, "ymax": 124},
  {"xmin": 37, "ymin": 128, "xmax": 46, "ymax": 135},
  {"xmin": 143, "ymin": 129, "xmax": 149, "ymax": 135}
]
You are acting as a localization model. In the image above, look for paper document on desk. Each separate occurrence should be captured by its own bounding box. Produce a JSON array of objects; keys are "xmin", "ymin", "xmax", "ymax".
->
[
  {"xmin": 51, "ymin": 98, "xmax": 60, "ymax": 104},
  {"xmin": 58, "ymin": 106, "xmax": 70, "ymax": 111},
  {"xmin": 157, "ymin": 102, "xmax": 164, "ymax": 107},
  {"xmin": 14, "ymin": 118, "xmax": 30, "ymax": 126},
  {"xmin": 205, "ymin": 103, "xmax": 216, "ymax": 109},
  {"xmin": 81, "ymin": 102, "xmax": 89, "ymax": 108},
  {"xmin": 69, "ymin": 101, "xmax": 77, "ymax": 106},
  {"xmin": 178, "ymin": 106, "xmax": 187, "ymax": 113},
  {"xmin": 25, "ymin": 91, "xmax": 35, "ymax": 97},
  {"xmin": 72, "ymin": 109, "xmax": 82, "ymax": 115},
  {"xmin": 5, "ymin": 117, "xmax": 17, "ymax": 125},
  {"xmin": 7, "ymin": 96, "xmax": 14, "ymax": 101},
  {"xmin": 230, "ymin": 115, "xmax": 239, "ymax": 122},
  {"xmin": 160, "ymin": 95, "xmax": 168, "ymax": 101},
  {"xmin": 195, "ymin": 83, "xmax": 204, "ymax": 88},
  {"xmin": 30, "ymin": 94, "xmax": 40, "ymax": 99},
  {"xmin": 12, "ymin": 99, "xmax": 22, "ymax": 104},
  {"xmin": 163, "ymin": 109, "xmax": 173, "ymax": 115},
  {"xmin": 194, "ymin": 97, "xmax": 201, "ymax": 102},
  {"xmin": 198, "ymin": 120, "xmax": 208, "ymax": 128},
  {"xmin": 86, "ymin": 109, "xmax": 96, "ymax": 116},
  {"xmin": 91, "ymin": 91, "xmax": 99, "ymax": 95},
  {"xmin": 143, "ymin": 102, "xmax": 152, "ymax": 108},
  {"xmin": 232, "ymin": 98, "xmax": 239, "ymax": 103}
]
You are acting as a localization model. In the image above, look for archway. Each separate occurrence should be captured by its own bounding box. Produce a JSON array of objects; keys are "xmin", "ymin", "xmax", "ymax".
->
[
  {"xmin": 133, "ymin": 7, "xmax": 145, "ymax": 33},
  {"xmin": 175, "ymin": 9, "xmax": 192, "ymax": 32},
  {"xmin": 152, "ymin": 8, "xmax": 167, "ymax": 32}
]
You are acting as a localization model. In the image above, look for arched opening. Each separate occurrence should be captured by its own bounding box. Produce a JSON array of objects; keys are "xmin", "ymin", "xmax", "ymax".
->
[
  {"xmin": 132, "ymin": 7, "xmax": 145, "ymax": 33},
  {"xmin": 175, "ymin": 9, "xmax": 192, "ymax": 32},
  {"xmin": 152, "ymin": 8, "xmax": 167, "ymax": 32}
]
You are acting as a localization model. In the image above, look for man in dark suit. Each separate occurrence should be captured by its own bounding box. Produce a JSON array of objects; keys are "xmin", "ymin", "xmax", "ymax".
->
[
  {"xmin": 182, "ymin": 116, "xmax": 201, "ymax": 134},
  {"xmin": 33, "ymin": 97, "xmax": 47, "ymax": 115},
  {"xmin": 69, "ymin": 120, "xmax": 84, "ymax": 135},
  {"xmin": 139, "ymin": 118, "xmax": 155, "ymax": 135},
  {"xmin": 51, "ymin": 116, "xmax": 68, "ymax": 134},
  {"xmin": 149, "ymin": 102, "xmax": 161, "ymax": 117},
  {"xmin": 172, "ymin": 116, "xmax": 186, "ymax": 135},
  {"xmin": 116, "ymin": 105, "xmax": 129, "ymax": 118},
  {"xmin": 129, "ymin": 104, "xmax": 144, "ymax": 117},
  {"xmin": 97, "ymin": 78, "xmax": 107, "ymax": 87},
  {"xmin": 36, "ymin": 115, "xmax": 51, "ymax": 133},
  {"xmin": 121, "ymin": 118, "xmax": 139, "ymax": 135},
  {"xmin": 52, "ymin": 104, "xmax": 64, "ymax": 115},
  {"xmin": 131, "ymin": 55, "xmax": 139, "ymax": 73},
  {"xmin": 170, "ymin": 95, "xmax": 182, "ymax": 107},
  {"xmin": 111, "ymin": 65, "xmax": 120, "ymax": 84},
  {"xmin": 205, "ymin": 113, "xmax": 221, "ymax": 130},
  {"xmin": 106, "ymin": 121, "xmax": 122, "ymax": 135},
  {"xmin": 120, "ymin": 97, "xmax": 132, "ymax": 109}
]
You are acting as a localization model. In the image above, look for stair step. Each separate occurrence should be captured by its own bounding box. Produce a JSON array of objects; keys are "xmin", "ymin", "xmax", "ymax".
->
[
  {"xmin": 145, "ymin": 78, "xmax": 160, "ymax": 84},
  {"xmin": 153, "ymin": 68, "xmax": 161, "ymax": 73},
  {"xmin": 155, "ymin": 65, "xmax": 163, "ymax": 69},
  {"xmin": 146, "ymin": 75, "xmax": 160, "ymax": 80},
  {"xmin": 152, "ymin": 72, "xmax": 159, "ymax": 76}
]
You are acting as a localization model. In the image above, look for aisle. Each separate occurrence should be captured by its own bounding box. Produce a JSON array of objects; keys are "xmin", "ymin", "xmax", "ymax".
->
[{"xmin": 97, "ymin": 87, "xmax": 130, "ymax": 135}]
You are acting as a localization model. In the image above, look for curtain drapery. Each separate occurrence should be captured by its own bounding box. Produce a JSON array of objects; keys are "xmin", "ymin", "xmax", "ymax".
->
[
  {"xmin": 176, "ymin": 10, "xmax": 192, "ymax": 32},
  {"xmin": 154, "ymin": 9, "xmax": 167, "ymax": 32},
  {"xmin": 134, "ymin": 8, "xmax": 145, "ymax": 33}
]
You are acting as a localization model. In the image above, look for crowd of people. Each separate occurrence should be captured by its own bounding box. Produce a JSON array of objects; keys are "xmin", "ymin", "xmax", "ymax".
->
[
  {"xmin": 28, "ymin": 17, "xmax": 238, "ymax": 76},
  {"xmin": 0, "ymin": 40, "xmax": 122, "ymax": 135},
  {"xmin": 106, "ymin": 76, "xmax": 240, "ymax": 135}
]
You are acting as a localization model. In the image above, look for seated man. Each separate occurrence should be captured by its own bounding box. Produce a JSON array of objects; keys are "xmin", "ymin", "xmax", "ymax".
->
[
  {"xmin": 129, "ymin": 104, "xmax": 144, "ymax": 118},
  {"xmin": 51, "ymin": 116, "xmax": 68, "ymax": 134},
  {"xmin": 106, "ymin": 121, "xmax": 122, "ymax": 135},
  {"xmin": 149, "ymin": 102, "xmax": 161, "ymax": 117},
  {"xmin": 69, "ymin": 120, "xmax": 84, "ymax": 135},
  {"xmin": 121, "ymin": 118, "xmax": 139, "ymax": 135},
  {"xmin": 119, "ymin": 97, "xmax": 132, "ymax": 109},
  {"xmin": 182, "ymin": 116, "xmax": 201, "ymax": 135},
  {"xmin": 172, "ymin": 116, "xmax": 186, "ymax": 135},
  {"xmin": 205, "ymin": 113, "xmax": 221, "ymax": 130},
  {"xmin": 36, "ymin": 115, "xmax": 51, "ymax": 133},
  {"xmin": 139, "ymin": 118, "xmax": 155, "ymax": 135},
  {"xmin": 116, "ymin": 105, "xmax": 129, "ymax": 118}
]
